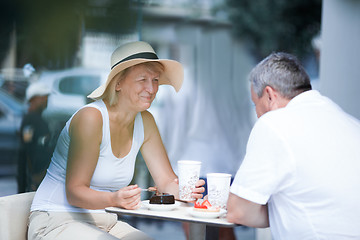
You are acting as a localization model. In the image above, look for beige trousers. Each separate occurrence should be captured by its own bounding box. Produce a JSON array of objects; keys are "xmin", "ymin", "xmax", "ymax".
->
[{"xmin": 28, "ymin": 211, "xmax": 152, "ymax": 240}]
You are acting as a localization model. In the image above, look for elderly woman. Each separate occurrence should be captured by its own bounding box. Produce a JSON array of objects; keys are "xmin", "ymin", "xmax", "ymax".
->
[{"xmin": 28, "ymin": 41, "xmax": 205, "ymax": 240}]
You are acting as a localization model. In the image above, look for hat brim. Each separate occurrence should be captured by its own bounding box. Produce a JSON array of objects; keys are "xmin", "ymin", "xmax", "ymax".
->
[{"xmin": 87, "ymin": 58, "xmax": 183, "ymax": 99}]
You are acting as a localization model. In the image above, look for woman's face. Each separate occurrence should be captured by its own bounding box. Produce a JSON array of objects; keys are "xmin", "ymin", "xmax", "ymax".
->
[{"xmin": 118, "ymin": 64, "xmax": 160, "ymax": 111}]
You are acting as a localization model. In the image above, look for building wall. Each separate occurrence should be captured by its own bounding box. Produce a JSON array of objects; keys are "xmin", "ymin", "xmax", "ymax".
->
[{"xmin": 320, "ymin": 0, "xmax": 360, "ymax": 120}]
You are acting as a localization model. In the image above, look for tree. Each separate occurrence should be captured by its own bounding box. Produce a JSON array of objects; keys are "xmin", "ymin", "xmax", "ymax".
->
[
  {"xmin": 0, "ymin": 0, "xmax": 137, "ymax": 70},
  {"xmin": 0, "ymin": 0, "xmax": 17, "ymax": 65},
  {"xmin": 226, "ymin": 0, "xmax": 322, "ymax": 60}
]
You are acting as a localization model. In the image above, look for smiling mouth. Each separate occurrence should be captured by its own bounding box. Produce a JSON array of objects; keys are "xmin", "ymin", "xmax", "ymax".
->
[{"xmin": 141, "ymin": 96, "xmax": 153, "ymax": 101}]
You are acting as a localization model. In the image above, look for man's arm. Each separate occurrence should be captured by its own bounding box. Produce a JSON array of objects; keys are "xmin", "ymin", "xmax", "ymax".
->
[{"xmin": 226, "ymin": 193, "xmax": 269, "ymax": 228}]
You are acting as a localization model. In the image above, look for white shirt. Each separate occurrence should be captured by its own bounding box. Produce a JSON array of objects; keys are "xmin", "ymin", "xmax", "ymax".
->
[
  {"xmin": 231, "ymin": 90, "xmax": 360, "ymax": 240},
  {"xmin": 31, "ymin": 100, "xmax": 144, "ymax": 213}
]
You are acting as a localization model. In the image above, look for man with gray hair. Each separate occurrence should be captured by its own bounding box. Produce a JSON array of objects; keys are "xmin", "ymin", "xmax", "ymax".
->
[{"xmin": 227, "ymin": 52, "xmax": 360, "ymax": 239}]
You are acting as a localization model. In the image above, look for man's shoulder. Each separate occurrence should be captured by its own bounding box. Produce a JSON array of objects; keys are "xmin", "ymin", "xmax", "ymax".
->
[
  {"xmin": 252, "ymin": 107, "xmax": 301, "ymax": 139},
  {"xmin": 258, "ymin": 107, "xmax": 290, "ymax": 124}
]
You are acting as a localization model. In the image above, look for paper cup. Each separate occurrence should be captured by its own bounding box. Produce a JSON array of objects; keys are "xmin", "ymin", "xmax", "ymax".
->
[
  {"xmin": 178, "ymin": 160, "xmax": 201, "ymax": 201},
  {"xmin": 207, "ymin": 173, "xmax": 231, "ymax": 209}
]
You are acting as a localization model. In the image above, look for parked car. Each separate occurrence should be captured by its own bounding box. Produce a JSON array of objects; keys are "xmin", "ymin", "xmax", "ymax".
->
[
  {"xmin": 0, "ymin": 89, "xmax": 25, "ymax": 165},
  {"xmin": 0, "ymin": 67, "xmax": 31, "ymax": 102},
  {"xmin": 39, "ymin": 67, "xmax": 107, "ymax": 136}
]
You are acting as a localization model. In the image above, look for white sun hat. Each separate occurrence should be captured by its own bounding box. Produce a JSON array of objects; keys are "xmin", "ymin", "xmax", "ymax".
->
[{"xmin": 87, "ymin": 41, "xmax": 184, "ymax": 99}]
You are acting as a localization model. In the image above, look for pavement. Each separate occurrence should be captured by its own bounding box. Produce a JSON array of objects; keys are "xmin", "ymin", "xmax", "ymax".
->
[{"xmin": 0, "ymin": 166, "xmax": 255, "ymax": 240}]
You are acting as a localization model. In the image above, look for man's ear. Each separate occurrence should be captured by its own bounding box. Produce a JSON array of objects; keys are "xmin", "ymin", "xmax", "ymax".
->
[
  {"xmin": 264, "ymin": 86, "xmax": 277, "ymax": 109},
  {"xmin": 264, "ymin": 85, "xmax": 290, "ymax": 110}
]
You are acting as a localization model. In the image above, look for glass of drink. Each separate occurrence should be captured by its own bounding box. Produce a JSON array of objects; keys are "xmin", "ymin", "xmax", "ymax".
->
[
  {"xmin": 207, "ymin": 173, "xmax": 231, "ymax": 209},
  {"xmin": 178, "ymin": 160, "xmax": 201, "ymax": 201}
]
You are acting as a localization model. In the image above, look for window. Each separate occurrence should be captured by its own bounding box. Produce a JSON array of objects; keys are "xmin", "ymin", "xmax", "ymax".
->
[{"xmin": 59, "ymin": 75, "xmax": 101, "ymax": 96}]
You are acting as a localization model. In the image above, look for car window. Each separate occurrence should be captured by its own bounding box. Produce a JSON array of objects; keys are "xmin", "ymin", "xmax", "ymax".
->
[{"xmin": 58, "ymin": 75, "xmax": 100, "ymax": 96}]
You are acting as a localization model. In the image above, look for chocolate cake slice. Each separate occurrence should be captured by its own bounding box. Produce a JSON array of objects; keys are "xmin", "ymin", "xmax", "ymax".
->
[{"xmin": 149, "ymin": 193, "xmax": 175, "ymax": 204}]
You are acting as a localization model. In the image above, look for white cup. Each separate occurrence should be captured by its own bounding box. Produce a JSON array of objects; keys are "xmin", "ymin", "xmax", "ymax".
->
[
  {"xmin": 207, "ymin": 173, "xmax": 232, "ymax": 209},
  {"xmin": 178, "ymin": 160, "xmax": 201, "ymax": 201}
]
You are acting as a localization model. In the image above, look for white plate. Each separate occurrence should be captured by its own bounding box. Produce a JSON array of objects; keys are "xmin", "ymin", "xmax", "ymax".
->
[
  {"xmin": 187, "ymin": 208, "xmax": 227, "ymax": 219},
  {"xmin": 142, "ymin": 200, "xmax": 180, "ymax": 211}
]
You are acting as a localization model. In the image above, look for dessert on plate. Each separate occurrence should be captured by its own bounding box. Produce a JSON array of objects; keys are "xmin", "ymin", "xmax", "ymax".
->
[
  {"xmin": 149, "ymin": 193, "xmax": 175, "ymax": 204},
  {"xmin": 194, "ymin": 199, "xmax": 220, "ymax": 212}
]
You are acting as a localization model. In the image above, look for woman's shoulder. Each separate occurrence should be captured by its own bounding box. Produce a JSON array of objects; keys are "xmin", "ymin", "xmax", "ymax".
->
[
  {"xmin": 77, "ymin": 106, "xmax": 102, "ymax": 117},
  {"xmin": 140, "ymin": 110, "xmax": 153, "ymax": 119},
  {"xmin": 140, "ymin": 110, "xmax": 156, "ymax": 126},
  {"xmin": 140, "ymin": 110, "xmax": 158, "ymax": 138},
  {"xmin": 70, "ymin": 106, "xmax": 103, "ymax": 131}
]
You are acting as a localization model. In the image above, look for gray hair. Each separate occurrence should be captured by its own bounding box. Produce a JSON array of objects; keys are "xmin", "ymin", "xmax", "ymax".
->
[
  {"xmin": 249, "ymin": 52, "xmax": 312, "ymax": 99},
  {"xmin": 101, "ymin": 61, "xmax": 164, "ymax": 106}
]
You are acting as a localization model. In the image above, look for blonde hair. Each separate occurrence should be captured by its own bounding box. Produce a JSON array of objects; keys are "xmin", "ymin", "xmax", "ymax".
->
[{"xmin": 101, "ymin": 61, "xmax": 164, "ymax": 106}]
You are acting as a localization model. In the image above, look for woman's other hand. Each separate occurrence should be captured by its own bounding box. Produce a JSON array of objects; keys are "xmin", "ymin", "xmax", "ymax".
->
[{"xmin": 113, "ymin": 185, "xmax": 142, "ymax": 210}]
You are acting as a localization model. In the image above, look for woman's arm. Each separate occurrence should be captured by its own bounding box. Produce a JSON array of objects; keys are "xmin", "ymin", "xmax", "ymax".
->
[
  {"xmin": 65, "ymin": 107, "xmax": 141, "ymax": 210},
  {"xmin": 140, "ymin": 111, "xmax": 178, "ymax": 197},
  {"xmin": 140, "ymin": 111, "xmax": 204, "ymax": 200}
]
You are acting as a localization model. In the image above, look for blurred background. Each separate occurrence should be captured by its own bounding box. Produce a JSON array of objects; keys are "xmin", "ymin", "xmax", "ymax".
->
[{"xmin": 1, "ymin": 0, "xmax": 359, "ymax": 239}]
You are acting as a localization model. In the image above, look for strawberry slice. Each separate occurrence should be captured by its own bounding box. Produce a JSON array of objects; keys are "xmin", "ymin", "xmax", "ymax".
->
[
  {"xmin": 194, "ymin": 199, "xmax": 212, "ymax": 209},
  {"xmin": 194, "ymin": 200, "xmax": 207, "ymax": 209},
  {"xmin": 201, "ymin": 200, "xmax": 212, "ymax": 209}
]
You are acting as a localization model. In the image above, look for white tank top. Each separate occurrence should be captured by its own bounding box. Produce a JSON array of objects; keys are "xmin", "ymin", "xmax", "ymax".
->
[{"xmin": 31, "ymin": 100, "xmax": 144, "ymax": 213}]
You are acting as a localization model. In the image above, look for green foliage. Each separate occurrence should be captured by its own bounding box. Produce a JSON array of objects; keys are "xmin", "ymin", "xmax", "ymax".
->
[
  {"xmin": 14, "ymin": 0, "xmax": 88, "ymax": 69},
  {"xmin": 0, "ymin": 0, "xmax": 137, "ymax": 70},
  {"xmin": 85, "ymin": 1, "xmax": 137, "ymax": 34},
  {"xmin": 0, "ymin": 0, "xmax": 17, "ymax": 63},
  {"xmin": 226, "ymin": 0, "xmax": 322, "ymax": 60}
]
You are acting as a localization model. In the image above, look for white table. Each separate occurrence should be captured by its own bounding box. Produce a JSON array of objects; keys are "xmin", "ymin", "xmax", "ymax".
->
[{"xmin": 105, "ymin": 201, "xmax": 236, "ymax": 240}]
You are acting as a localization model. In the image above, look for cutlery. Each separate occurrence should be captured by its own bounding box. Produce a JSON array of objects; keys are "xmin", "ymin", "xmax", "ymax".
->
[{"xmin": 140, "ymin": 187, "xmax": 157, "ymax": 192}]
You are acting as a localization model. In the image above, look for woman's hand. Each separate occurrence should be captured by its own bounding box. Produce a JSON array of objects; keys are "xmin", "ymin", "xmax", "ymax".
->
[
  {"xmin": 192, "ymin": 179, "xmax": 206, "ymax": 201},
  {"xmin": 113, "ymin": 185, "xmax": 142, "ymax": 210},
  {"xmin": 174, "ymin": 178, "xmax": 206, "ymax": 202}
]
